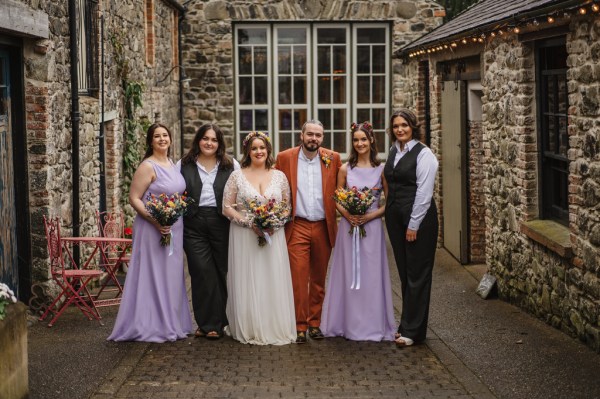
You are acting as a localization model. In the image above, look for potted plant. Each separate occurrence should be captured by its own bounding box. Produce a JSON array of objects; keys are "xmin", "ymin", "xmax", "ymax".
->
[{"xmin": 0, "ymin": 282, "xmax": 28, "ymax": 399}]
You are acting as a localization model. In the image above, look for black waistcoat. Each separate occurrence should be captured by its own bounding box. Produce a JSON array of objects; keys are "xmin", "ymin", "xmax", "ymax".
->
[
  {"xmin": 180, "ymin": 160, "xmax": 234, "ymax": 218},
  {"xmin": 384, "ymin": 142, "xmax": 428, "ymax": 225}
]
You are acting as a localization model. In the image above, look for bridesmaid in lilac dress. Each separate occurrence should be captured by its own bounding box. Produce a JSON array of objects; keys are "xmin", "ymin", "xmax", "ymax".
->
[
  {"xmin": 321, "ymin": 122, "xmax": 395, "ymax": 341},
  {"xmin": 108, "ymin": 124, "xmax": 192, "ymax": 343}
]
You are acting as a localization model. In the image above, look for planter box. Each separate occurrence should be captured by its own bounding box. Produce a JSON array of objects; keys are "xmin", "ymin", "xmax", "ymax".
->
[{"xmin": 0, "ymin": 302, "xmax": 28, "ymax": 399}]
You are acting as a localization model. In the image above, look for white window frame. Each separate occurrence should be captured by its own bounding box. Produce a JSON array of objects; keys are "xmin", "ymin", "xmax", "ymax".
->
[
  {"xmin": 234, "ymin": 24, "xmax": 272, "ymax": 158},
  {"xmin": 274, "ymin": 24, "xmax": 311, "ymax": 153},
  {"xmin": 312, "ymin": 23, "xmax": 351, "ymax": 158},
  {"xmin": 234, "ymin": 23, "xmax": 390, "ymax": 159},
  {"xmin": 352, "ymin": 23, "xmax": 390, "ymax": 158}
]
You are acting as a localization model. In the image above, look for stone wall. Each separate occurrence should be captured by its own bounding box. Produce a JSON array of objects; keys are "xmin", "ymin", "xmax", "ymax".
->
[
  {"xmin": 406, "ymin": 14, "xmax": 600, "ymax": 351},
  {"xmin": 468, "ymin": 120, "xmax": 485, "ymax": 263},
  {"xmin": 181, "ymin": 0, "xmax": 444, "ymax": 151},
  {"xmin": 7, "ymin": 0, "xmax": 182, "ymax": 294}
]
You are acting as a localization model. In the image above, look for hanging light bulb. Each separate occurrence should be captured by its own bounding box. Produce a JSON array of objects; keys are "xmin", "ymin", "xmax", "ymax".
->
[
  {"xmin": 490, "ymin": 31, "xmax": 496, "ymax": 37},
  {"xmin": 579, "ymin": 7, "xmax": 587, "ymax": 15},
  {"xmin": 593, "ymin": 4, "xmax": 600, "ymax": 12},
  {"xmin": 451, "ymin": 42, "xmax": 458, "ymax": 48},
  {"xmin": 513, "ymin": 27, "xmax": 521, "ymax": 34},
  {"xmin": 462, "ymin": 38, "xmax": 468, "ymax": 44},
  {"xmin": 547, "ymin": 15, "xmax": 555, "ymax": 23}
]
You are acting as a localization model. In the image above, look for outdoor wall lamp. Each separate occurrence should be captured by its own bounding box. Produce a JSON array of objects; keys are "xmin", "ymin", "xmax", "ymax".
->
[{"xmin": 155, "ymin": 65, "xmax": 191, "ymax": 88}]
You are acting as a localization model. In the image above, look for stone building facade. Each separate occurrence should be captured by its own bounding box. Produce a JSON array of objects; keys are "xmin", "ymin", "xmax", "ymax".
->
[
  {"xmin": 180, "ymin": 0, "xmax": 444, "ymax": 157},
  {"xmin": 0, "ymin": 0, "xmax": 183, "ymax": 301},
  {"xmin": 402, "ymin": 0, "xmax": 600, "ymax": 351}
]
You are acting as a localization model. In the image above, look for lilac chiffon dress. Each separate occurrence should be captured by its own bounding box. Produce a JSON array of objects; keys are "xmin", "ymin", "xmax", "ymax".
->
[
  {"xmin": 108, "ymin": 160, "xmax": 193, "ymax": 343},
  {"xmin": 321, "ymin": 164, "xmax": 396, "ymax": 341}
]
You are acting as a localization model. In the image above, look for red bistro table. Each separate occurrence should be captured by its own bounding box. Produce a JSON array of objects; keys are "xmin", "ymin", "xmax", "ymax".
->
[{"xmin": 61, "ymin": 236, "xmax": 132, "ymax": 308}]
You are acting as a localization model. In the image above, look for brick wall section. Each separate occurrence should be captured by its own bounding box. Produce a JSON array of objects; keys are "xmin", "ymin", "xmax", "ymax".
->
[
  {"xmin": 145, "ymin": 0, "xmax": 155, "ymax": 65},
  {"xmin": 181, "ymin": 0, "xmax": 444, "ymax": 151},
  {"xmin": 467, "ymin": 120, "xmax": 485, "ymax": 263}
]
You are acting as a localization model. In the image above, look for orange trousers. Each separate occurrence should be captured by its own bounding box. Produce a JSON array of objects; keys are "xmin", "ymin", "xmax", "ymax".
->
[{"xmin": 287, "ymin": 218, "xmax": 332, "ymax": 332}]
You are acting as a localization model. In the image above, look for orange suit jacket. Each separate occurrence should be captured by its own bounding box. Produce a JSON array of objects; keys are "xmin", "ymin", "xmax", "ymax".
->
[{"xmin": 276, "ymin": 146, "xmax": 342, "ymax": 248}]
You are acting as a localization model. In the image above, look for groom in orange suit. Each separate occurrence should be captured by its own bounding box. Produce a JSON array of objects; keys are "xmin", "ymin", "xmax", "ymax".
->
[{"xmin": 276, "ymin": 120, "xmax": 341, "ymax": 343}]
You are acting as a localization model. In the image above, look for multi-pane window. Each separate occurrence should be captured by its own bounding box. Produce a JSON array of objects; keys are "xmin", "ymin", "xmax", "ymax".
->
[
  {"xmin": 77, "ymin": 0, "xmax": 99, "ymax": 96},
  {"xmin": 536, "ymin": 37, "xmax": 569, "ymax": 225},
  {"xmin": 234, "ymin": 23, "xmax": 390, "ymax": 158}
]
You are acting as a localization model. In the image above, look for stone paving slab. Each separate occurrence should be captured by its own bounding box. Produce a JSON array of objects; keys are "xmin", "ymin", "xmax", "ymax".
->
[{"xmin": 93, "ymin": 335, "xmax": 480, "ymax": 399}]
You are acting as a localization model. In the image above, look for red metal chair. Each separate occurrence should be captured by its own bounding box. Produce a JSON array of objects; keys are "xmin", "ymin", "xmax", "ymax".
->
[
  {"xmin": 40, "ymin": 216, "xmax": 103, "ymax": 327},
  {"xmin": 95, "ymin": 210, "xmax": 131, "ymax": 296}
]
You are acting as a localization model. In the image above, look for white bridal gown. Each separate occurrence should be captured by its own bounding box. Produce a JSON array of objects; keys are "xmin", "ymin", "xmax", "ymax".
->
[{"xmin": 222, "ymin": 169, "xmax": 296, "ymax": 345}]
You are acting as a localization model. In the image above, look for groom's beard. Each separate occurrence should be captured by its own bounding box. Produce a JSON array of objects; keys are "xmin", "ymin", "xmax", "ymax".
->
[{"xmin": 302, "ymin": 141, "xmax": 321, "ymax": 153}]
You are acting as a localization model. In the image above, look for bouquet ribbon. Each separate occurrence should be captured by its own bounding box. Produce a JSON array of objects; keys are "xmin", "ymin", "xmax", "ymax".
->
[
  {"xmin": 350, "ymin": 226, "xmax": 361, "ymax": 290},
  {"xmin": 168, "ymin": 231, "xmax": 174, "ymax": 256},
  {"xmin": 263, "ymin": 231, "xmax": 272, "ymax": 246}
]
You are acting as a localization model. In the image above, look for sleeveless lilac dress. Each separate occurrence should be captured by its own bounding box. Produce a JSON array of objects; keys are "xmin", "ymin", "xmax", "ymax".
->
[
  {"xmin": 108, "ymin": 160, "xmax": 193, "ymax": 342},
  {"xmin": 321, "ymin": 164, "xmax": 395, "ymax": 341}
]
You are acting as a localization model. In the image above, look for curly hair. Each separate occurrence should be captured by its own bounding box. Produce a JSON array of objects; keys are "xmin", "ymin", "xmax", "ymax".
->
[{"xmin": 240, "ymin": 132, "xmax": 274, "ymax": 169}]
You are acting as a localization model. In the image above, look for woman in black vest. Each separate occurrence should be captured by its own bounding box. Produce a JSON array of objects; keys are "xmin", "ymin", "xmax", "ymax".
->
[
  {"xmin": 179, "ymin": 123, "xmax": 238, "ymax": 339},
  {"xmin": 384, "ymin": 109, "xmax": 439, "ymax": 347}
]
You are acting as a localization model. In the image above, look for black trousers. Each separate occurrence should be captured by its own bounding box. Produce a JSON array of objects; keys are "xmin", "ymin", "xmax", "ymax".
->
[
  {"xmin": 385, "ymin": 203, "xmax": 438, "ymax": 342},
  {"xmin": 183, "ymin": 207, "xmax": 230, "ymax": 333}
]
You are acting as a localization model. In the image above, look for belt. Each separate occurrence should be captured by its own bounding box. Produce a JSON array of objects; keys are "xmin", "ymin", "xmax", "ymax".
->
[{"xmin": 294, "ymin": 216, "xmax": 325, "ymax": 223}]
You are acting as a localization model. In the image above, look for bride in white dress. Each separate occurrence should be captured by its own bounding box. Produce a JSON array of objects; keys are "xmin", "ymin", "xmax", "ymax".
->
[{"xmin": 222, "ymin": 131, "xmax": 296, "ymax": 345}]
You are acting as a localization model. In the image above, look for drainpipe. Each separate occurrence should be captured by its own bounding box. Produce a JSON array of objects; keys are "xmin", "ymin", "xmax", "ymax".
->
[
  {"xmin": 68, "ymin": 0, "xmax": 81, "ymax": 261},
  {"xmin": 178, "ymin": 2, "xmax": 191, "ymax": 157},
  {"xmin": 99, "ymin": 13, "xmax": 106, "ymax": 214}
]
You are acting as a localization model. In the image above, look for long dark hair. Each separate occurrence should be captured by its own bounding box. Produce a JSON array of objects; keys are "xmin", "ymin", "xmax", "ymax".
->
[
  {"xmin": 347, "ymin": 121, "xmax": 380, "ymax": 168},
  {"xmin": 240, "ymin": 132, "xmax": 274, "ymax": 169},
  {"xmin": 388, "ymin": 108, "xmax": 422, "ymax": 143},
  {"xmin": 142, "ymin": 123, "xmax": 172, "ymax": 160},
  {"xmin": 180, "ymin": 123, "xmax": 233, "ymax": 170}
]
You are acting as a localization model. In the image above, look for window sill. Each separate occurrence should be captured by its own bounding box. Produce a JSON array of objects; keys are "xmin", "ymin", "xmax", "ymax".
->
[{"xmin": 520, "ymin": 220, "xmax": 572, "ymax": 258}]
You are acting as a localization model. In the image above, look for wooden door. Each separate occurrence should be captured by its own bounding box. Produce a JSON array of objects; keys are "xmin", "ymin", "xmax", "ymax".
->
[
  {"xmin": 441, "ymin": 80, "xmax": 468, "ymax": 263},
  {"xmin": 0, "ymin": 50, "xmax": 18, "ymax": 292}
]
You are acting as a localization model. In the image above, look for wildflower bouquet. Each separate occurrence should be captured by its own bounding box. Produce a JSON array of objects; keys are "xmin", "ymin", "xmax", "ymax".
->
[
  {"xmin": 333, "ymin": 186, "xmax": 377, "ymax": 238},
  {"xmin": 243, "ymin": 197, "xmax": 291, "ymax": 247},
  {"xmin": 145, "ymin": 192, "xmax": 194, "ymax": 246},
  {"xmin": 0, "ymin": 283, "xmax": 17, "ymax": 321}
]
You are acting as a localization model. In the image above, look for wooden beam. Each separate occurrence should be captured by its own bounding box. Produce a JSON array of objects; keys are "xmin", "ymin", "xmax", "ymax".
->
[{"xmin": 0, "ymin": 0, "xmax": 49, "ymax": 39}]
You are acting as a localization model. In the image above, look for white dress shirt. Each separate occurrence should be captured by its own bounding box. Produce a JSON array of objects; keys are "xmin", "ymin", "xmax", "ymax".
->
[
  {"xmin": 295, "ymin": 149, "xmax": 325, "ymax": 221},
  {"xmin": 176, "ymin": 158, "xmax": 240, "ymax": 207},
  {"xmin": 393, "ymin": 140, "xmax": 438, "ymax": 231},
  {"xmin": 197, "ymin": 159, "xmax": 241, "ymax": 207}
]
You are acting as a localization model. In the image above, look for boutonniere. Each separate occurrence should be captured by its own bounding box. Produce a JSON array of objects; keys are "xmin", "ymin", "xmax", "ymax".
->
[{"xmin": 321, "ymin": 152, "xmax": 333, "ymax": 168}]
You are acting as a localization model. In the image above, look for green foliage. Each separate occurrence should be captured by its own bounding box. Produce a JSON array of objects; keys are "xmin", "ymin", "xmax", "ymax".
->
[{"xmin": 436, "ymin": 0, "xmax": 480, "ymax": 21}]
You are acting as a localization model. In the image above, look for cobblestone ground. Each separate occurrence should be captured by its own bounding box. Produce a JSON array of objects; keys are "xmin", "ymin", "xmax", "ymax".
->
[{"xmin": 102, "ymin": 336, "xmax": 473, "ymax": 399}]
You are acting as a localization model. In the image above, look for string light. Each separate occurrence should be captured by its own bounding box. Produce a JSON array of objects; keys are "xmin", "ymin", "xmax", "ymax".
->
[{"xmin": 407, "ymin": 4, "xmax": 600, "ymax": 58}]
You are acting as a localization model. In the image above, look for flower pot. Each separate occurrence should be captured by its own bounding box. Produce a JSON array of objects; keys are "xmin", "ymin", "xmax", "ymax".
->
[{"xmin": 0, "ymin": 302, "xmax": 28, "ymax": 399}]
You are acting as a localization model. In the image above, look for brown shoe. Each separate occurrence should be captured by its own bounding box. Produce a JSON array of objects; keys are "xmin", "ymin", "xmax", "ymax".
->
[
  {"xmin": 296, "ymin": 331, "xmax": 307, "ymax": 344},
  {"xmin": 308, "ymin": 327, "xmax": 325, "ymax": 340}
]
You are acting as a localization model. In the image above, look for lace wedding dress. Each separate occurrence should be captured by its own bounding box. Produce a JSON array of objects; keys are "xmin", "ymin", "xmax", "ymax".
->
[{"xmin": 222, "ymin": 169, "xmax": 296, "ymax": 345}]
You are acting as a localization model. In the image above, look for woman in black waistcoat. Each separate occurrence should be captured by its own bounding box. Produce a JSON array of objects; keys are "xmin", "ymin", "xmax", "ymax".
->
[
  {"xmin": 179, "ymin": 123, "xmax": 239, "ymax": 339},
  {"xmin": 384, "ymin": 109, "xmax": 439, "ymax": 347}
]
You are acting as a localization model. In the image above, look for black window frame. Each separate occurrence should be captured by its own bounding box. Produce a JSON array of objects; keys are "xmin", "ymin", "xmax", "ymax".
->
[
  {"xmin": 535, "ymin": 36, "xmax": 569, "ymax": 225},
  {"xmin": 77, "ymin": 0, "xmax": 99, "ymax": 97}
]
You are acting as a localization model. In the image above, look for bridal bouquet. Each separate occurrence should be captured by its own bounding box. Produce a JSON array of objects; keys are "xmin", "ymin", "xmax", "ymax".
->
[
  {"xmin": 333, "ymin": 186, "xmax": 377, "ymax": 238},
  {"xmin": 145, "ymin": 192, "xmax": 194, "ymax": 246},
  {"xmin": 244, "ymin": 197, "xmax": 291, "ymax": 247}
]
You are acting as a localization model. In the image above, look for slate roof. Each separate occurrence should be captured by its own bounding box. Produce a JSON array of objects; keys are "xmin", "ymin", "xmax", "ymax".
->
[{"xmin": 402, "ymin": 0, "xmax": 585, "ymax": 53}]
